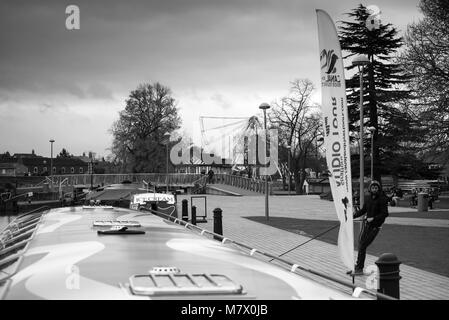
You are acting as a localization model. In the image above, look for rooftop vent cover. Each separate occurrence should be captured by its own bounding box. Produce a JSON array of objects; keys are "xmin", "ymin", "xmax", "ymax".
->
[
  {"xmin": 93, "ymin": 220, "xmax": 141, "ymax": 227},
  {"xmin": 129, "ymin": 269, "xmax": 243, "ymax": 296}
]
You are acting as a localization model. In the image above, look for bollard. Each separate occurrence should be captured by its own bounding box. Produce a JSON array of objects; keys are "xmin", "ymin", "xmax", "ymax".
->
[
  {"xmin": 172, "ymin": 192, "xmax": 178, "ymax": 218},
  {"xmin": 213, "ymin": 208, "xmax": 223, "ymax": 240},
  {"xmin": 191, "ymin": 205, "xmax": 197, "ymax": 225},
  {"xmin": 375, "ymin": 253, "xmax": 401, "ymax": 300},
  {"xmin": 150, "ymin": 202, "xmax": 158, "ymax": 212},
  {"xmin": 417, "ymin": 193, "xmax": 428, "ymax": 212},
  {"xmin": 182, "ymin": 199, "xmax": 189, "ymax": 222}
]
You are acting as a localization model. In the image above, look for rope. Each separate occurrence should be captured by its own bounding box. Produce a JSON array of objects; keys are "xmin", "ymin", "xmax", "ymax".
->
[
  {"xmin": 268, "ymin": 223, "xmax": 340, "ymax": 262},
  {"xmin": 378, "ymin": 271, "xmax": 401, "ymax": 276}
]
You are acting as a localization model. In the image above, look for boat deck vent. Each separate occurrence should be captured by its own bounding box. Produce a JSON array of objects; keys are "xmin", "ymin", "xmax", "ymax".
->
[
  {"xmin": 93, "ymin": 220, "xmax": 141, "ymax": 227},
  {"xmin": 129, "ymin": 268, "xmax": 243, "ymax": 296}
]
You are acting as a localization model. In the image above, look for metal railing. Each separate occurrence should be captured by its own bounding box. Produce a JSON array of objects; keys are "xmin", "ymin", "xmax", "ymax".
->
[
  {"xmin": 214, "ymin": 173, "xmax": 272, "ymax": 194},
  {"xmin": 50, "ymin": 173, "xmax": 205, "ymax": 187},
  {"xmin": 46, "ymin": 173, "xmax": 272, "ymax": 195}
]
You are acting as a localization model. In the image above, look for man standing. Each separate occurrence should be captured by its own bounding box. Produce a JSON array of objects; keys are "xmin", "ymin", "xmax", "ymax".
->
[
  {"xmin": 207, "ymin": 169, "xmax": 215, "ymax": 184},
  {"xmin": 350, "ymin": 180, "xmax": 389, "ymax": 275}
]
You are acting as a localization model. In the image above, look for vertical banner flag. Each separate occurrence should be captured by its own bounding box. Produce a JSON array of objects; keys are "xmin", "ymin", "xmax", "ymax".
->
[{"xmin": 316, "ymin": 9, "xmax": 354, "ymax": 270}]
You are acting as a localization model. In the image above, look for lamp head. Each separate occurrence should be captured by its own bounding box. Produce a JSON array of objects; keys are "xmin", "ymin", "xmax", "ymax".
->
[
  {"xmin": 352, "ymin": 55, "xmax": 370, "ymax": 67},
  {"xmin": 259, "ymin": 103, "xmax": 270, "ymax": 110},
  {"xmin": 162, "ymin": 133, "xmax": 171, "ymax": 145}
]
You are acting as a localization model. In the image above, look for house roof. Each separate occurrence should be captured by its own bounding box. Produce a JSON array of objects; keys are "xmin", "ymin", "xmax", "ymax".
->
[
  {"xmin": 12, "ymin": 153, "xmax": 42, "ymax": 158},
  {"xmin": 73, "ymin": 156, "xmax": 92, "ymax": 163},
  {"xmin": 4, "ymin": 157, "xmax": 88, "ymax": 167}
]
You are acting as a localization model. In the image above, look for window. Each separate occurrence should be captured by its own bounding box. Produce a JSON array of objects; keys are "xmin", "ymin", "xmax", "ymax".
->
[
  {"xmin": 53, "ymin": 167, "xmax": 56, "ymax": 173},
  {"xmin": 33, "ymin": 167, "xmax": 38, "ymax": 174},
  {"xmin": 71, "ymin": 167, "xmax": 75, "ymax": 173},
  {"xmin": 61, "ymin": 167, "xmax": 66, "ymax": 174},
  {"xmin": 43, "ymin": 167, "xmax": 47, "ymax": 173},
  {"xmin": 79, "ymin": 167, "xmax": 83, "ymax": 174}
]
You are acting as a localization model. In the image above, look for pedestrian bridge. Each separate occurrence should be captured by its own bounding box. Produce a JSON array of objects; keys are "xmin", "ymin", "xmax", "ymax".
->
[{"xmin": 47, "ymin": 173, "xmax": 273, "ymax": 195}]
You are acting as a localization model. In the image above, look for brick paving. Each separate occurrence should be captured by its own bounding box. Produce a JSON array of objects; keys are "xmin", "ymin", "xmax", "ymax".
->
[{"xmin": 176, "ymin": 194, "xmax": 449, "ymax": 300}]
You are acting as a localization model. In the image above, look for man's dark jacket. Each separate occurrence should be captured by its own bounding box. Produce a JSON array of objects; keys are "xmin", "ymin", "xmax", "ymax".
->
[{"xmin": 354, "ymin": 193, "xmax": 389, "ymax": 228}]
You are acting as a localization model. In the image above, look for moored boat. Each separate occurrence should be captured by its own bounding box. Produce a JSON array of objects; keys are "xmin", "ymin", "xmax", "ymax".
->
[{"xmin": 0, "ymin": 204, "xmax": 376, "ymax": 300}]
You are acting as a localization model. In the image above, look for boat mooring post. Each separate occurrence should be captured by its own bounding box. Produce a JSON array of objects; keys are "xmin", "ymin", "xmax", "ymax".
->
[
  {"xmin": 191, "ymin": 205, "xmax": 197, "ymax": 225},
  {"xmin": 150, "ymin": 202, "xmax": 158, "ymax": 212},
  {"xmin": 213, "ymin": 208, "xmax": 223, "ymax": 240},
  {"xmin": 172, "ymin": 192, "xmax": 178, "ymax": 218},
  {"xmin": 181, "ymin": 199, "xmax": 189, "ymax": 222},
  {"xmin": 375, "ymin": 253, "xmax": 401, "ymax": 300}
]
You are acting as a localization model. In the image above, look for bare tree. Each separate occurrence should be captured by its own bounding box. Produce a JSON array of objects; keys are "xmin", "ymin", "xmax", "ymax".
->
[
  {"xmin": 400, "ymin": 0, "xmax": 449, "ymax": 160},
  {"xmin": 270, "ymin": 79, "xmax": 322, "ymax": 194}
]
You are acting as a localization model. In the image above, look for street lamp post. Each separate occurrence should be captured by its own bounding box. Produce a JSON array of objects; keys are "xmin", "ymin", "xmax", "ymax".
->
[
  {"xmin": 49, "ymin": 139, "xmax": 55, "ymax": 195},
  {"xmin": 368, "ymin": 126, "xmax": 376, "ymax": 181},
  {"xmin": 259, "ymin": 103, "xmax": 270, "ymax": 221},
  {"xmin": 163, "ymin": 134, "xmax": 171, "ymax": 193},
  {"xmin": 287, "ymin": 145, "xmax": 291, "ymax": 195},
  {"xmin": 90, "ymin": 158, "xmax": 94, "ymax": 190},
  {"xmin": 317, "ymin": 137, "xmax": 324, "ymax": 177},
  {"xmin": 352, "ymin": 55, "xmax": 370, "ymax": 208}
]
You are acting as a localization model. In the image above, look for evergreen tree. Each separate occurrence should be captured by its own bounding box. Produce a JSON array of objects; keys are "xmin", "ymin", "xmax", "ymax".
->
[{"xmin": 339, "ymin": 5, "xmax": 421, "ymax": 182}]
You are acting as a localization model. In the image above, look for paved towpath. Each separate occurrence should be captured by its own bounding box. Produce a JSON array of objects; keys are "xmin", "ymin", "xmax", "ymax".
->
[{"xmin": 176, "ymin": 194, "xmax": 449, "ymax": 300}]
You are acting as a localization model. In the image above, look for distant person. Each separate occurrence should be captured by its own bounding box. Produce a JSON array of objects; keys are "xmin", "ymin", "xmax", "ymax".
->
[
  {"xmin": 353, "ymin": 189, "xmax": 360, "ymax": 207},
  {"xmin": 349, "ymin": 180, "xmax": 389, "ymax": 276},
  {"xmin": 207, "ymin": 169, "xmax": 215, "ymax": 184},
  {"xmin": 410, "ymin": 188, "xmax": 418, "ymax": 206},
  {"xmin": 428, "ymin": 188, "xmax": 437, "ymax": 210}
]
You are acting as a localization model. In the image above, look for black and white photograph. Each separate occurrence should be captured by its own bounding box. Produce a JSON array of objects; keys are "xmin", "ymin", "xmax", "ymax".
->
[{"xmin": 0, "ymin": 0, "xmax": 448, "ymax": 306}]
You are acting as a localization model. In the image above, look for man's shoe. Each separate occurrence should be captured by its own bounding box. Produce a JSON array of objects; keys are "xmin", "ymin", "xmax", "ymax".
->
[
  {"xmin": 346, "ymin": 268, "xmax": 364, "ymax": 276},
  {"xmin": 346, "ymin": 265, "xmax": 356, "ymax": 275},
  {"xmin": 353, "ymin": 268, "xmax": 364, "ymax": 276}
]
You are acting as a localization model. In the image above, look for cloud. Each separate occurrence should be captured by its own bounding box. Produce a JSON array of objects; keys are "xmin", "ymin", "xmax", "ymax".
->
[
  {"xmin": 39, "ymin": 103, "xmax": 55, "ymax": 113},
  {"xmin": 211, "ymin": 93, "xmax": 232, "ymax": 110},
  {"xmin": 86, "ymin": 83, "xmax": 114, "ymax": 100},
  {"xmin": 0, "ymin": 0, "xmax": 421, "ymax": 156}
]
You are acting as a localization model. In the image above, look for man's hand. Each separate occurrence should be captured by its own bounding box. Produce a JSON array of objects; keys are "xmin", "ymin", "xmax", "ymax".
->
[{"xmin": 367, "ymin": 217, "xmax": 374, "ymax": 223}]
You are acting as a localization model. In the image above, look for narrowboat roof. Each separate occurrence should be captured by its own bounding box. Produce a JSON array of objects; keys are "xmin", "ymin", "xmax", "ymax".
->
[{"xmin": 0, "ymin": 206, "xmax": 363, "ymax": 300}]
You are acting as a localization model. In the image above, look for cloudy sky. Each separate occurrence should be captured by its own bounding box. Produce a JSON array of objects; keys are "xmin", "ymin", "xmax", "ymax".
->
[{"xmin": 0, "ymin": 0, "xmax": 421, "ymax": 158}]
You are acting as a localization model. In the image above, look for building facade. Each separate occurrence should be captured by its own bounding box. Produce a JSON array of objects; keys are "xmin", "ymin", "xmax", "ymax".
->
[
  {"xmin": 0, "ymin": 157, "xmax": 89, "ymax": 176},
  {"xmin": 0, "ymin": 163, "xmax": 29, "ymax": 176}
]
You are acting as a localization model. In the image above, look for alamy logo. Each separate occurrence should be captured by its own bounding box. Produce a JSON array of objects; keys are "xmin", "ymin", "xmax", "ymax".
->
[
  {"xmin": 365, "ymin": 264, "xmax": 378, "ymax": 289},
  {"xmin": 170, "ymin": 129, "xmax": 279, "ymax": 176},
  {"xmin": 365, "ymin": 5, "xmax": 381, "ymax": 31},
  {"xmin": 65, "ymin": 264, "xmax": 80, "ymax": 290},
  {"xmin": 320, "ymin": 49, "xmax": 339, "ymax": 74},
  {"xmin": 65, "ymin": 5, "xmax": 80, "ymax": 30}
]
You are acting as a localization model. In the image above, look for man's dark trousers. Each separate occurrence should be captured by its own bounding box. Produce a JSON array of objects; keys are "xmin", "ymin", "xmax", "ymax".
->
[{"xmin": 356, "ymin": 221, "xmax": 380, "ymax": 270}]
